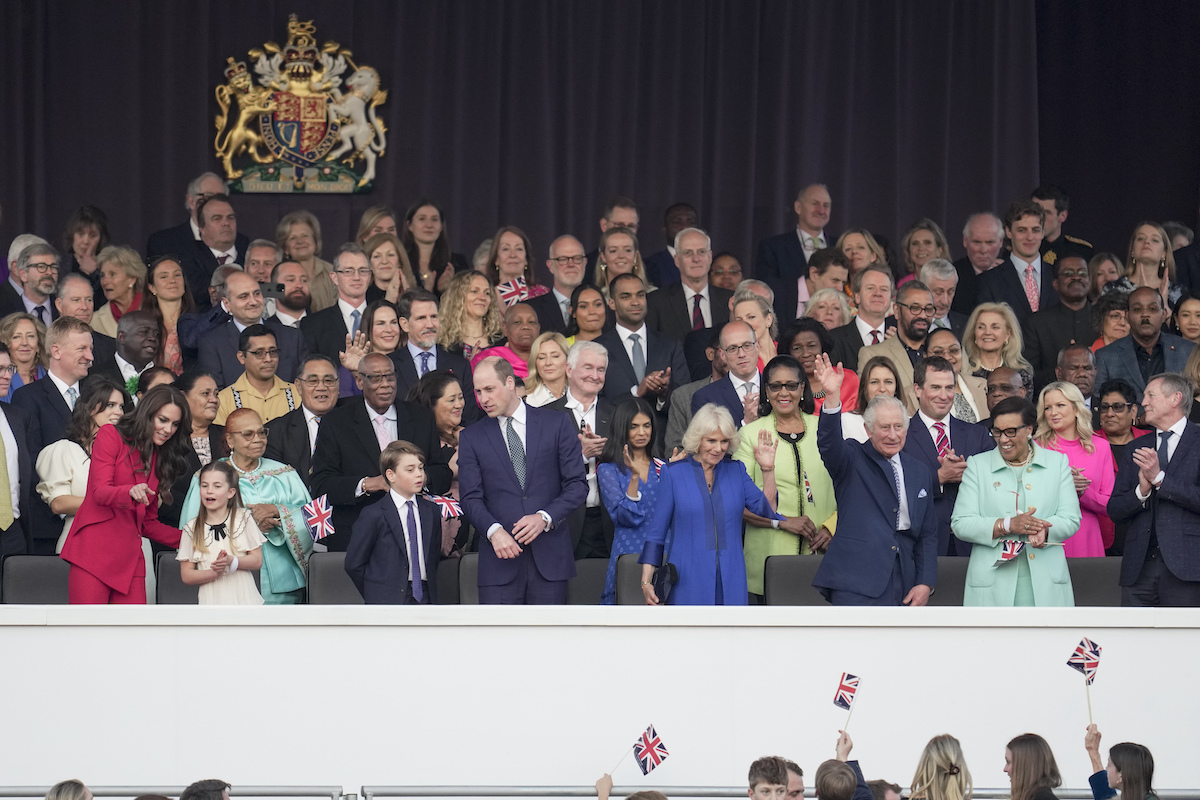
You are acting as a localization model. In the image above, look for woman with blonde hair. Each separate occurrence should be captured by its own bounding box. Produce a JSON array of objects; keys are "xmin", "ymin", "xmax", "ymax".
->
[
  {"xmin": 276, "ymin": 209, "xmax": 337, "ymax": 311},
  {"xmin": 0, "ymin": 312, "xmax": 47, "ymax": 401},
  {"xmin": 356, "ymin": 204, "xmax": 398, "ymax": 245},
  {"xmin": 910, "ymin": 734, "xmax": 973, "ymax": 800},
  {"xmin": 963, "ymin": 302, "xmax": 1033, "ymax": 385},
  {"xmin": 1102, "ymin": 222, "xmax": 1185, "ymax": 308},
  {"xmin": 524, "ymin": 332, "xmax": 570, "ymax": 407},
  {"xmin": 91, "ymin": 245, "xmax": 146, "ymax": 337},
  {"xmin": 1035, "ymin": 380, "xmax": 1113, "ymax": 557},
  {"xmin": 363, "ymin": 231, "xmax": 417, "ymax": 305},
  {"xmin": 595, "ymin": 225, "xmax": 652, "ymax": 297},
  {"xmin": 733, "ymin": 293, "xmax": 778, "ymax": 363},
  {"xmin": 437, "ymin": 270, "xmax": 503, "ymax": 359},
  {"xmin": 898, "ymin": 218, "xmax": 950, "ymax": 285},
  {"xmin": 836, "ymin": 227, "xmax": 888, "ymax": 307},
  {"xmin": 45, "ymin": 780, "xmax": 91, "ymax": 800},
  {"xmin": 804, "ymin": 287, "xmax": 852, "ymax": 330}
]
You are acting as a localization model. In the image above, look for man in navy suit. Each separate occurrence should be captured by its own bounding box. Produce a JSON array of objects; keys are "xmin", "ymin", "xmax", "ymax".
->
[
  {"xmin": 645, "ymin": 228, "xmax": 733, "ymax": 342},
  {"xmin": 146, "ymin": 172, "xmax": 227, "ymax": 259},
  {"xmin": 5, "ymin": 243, "xmax": 61, "ymax": 324},
  {"xmin": 951, "ymin": 212, "xmax": 1007, "ymax": 316},
  {"xmin": 692, "ymin": 321, "xmax": 761, "ymax": 427},
  {"xmin": 811, "ymin": 354, "xmax": 938, "ymax": 606},
  {"xmin": 1109, "ymin": 373, "xmax": 1200, "ymax": 606},
  {"xmin": 458, "ymin": 356, "xmax": 587, "ymax": 604},
  {"xmin": 526, "ymin": 235, "xmax": 586, "ymax": 335},
  {"xmin": 643, "ymin": 203, "xmax": 699, "ymax": 287},
  {"xmin": 1094, "ymin": 287, "xmax": 1195, "ymax": 403},
  {"xmin": 976, "ymin": 201, "xmax": 1056, "ymax": 326},
  {"xmin": 198, "ymin": 270, "xmax": 306, "ymax": 388},
  {"xmin": 902, "ymin": 356, "xmax": 995, "ymax": 556},
  {"xmin": 12, "ymin": 316, "xmax": 93, "ymax": 454},
  {"xmin": 300, "ymin": 243, "xmax": 370, "ymax": 363},
  {"xmin": 755, "ymin": 184, "xmax": 832, "ymax": 309},
  {"xmin": 393, "ymin": 288, "xmax": 476, "ymax": 423},
  {"xmin": 178, "ymin": 193, "xmax": 250, "ymax": 310}
]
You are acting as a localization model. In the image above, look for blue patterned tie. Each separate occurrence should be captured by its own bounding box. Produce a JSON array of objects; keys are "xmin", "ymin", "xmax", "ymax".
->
[
  {"xmin": 419, "ymin": 351, "xmax": 432, "ymax": 376},
  {"xmin": 406, "ymin": 500, "xmax": 423, "ymax": 603},
  {"xmin": 889, "ymin": 457, "xmax": 903, "ymax": 529},
  {"xmin": 66, "ymin": 386, "xmax": 78, "ymax": 410},
  {"xmin": 506, "ymin": 416, "xmax": 526, "ymax": 488}
]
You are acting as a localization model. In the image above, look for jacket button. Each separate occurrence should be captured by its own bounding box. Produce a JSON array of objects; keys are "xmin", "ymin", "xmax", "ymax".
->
[
  {"xmin": 1026, "ymin": 484, "xmax": 1032, "ymax": 490},
  {"xmin": 892, "ymin": 507, "xmax": 898, "ymax": 513},
  {"xmin": 1029, "ymin": 553, "xmax": 1036, "ymax": 560},
  {"xmin": 891, "ymin": 546, "xmax": 898, "ymax": 552}
]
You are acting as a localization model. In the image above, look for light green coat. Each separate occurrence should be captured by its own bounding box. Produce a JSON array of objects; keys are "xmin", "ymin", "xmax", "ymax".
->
[
  {"xmin": 951, "ymin": 445, "xmax": 1081, "ymax": 606},
  {"xmin": 735, "ymin": 413, "xmax": 837, "ymax": 595}
]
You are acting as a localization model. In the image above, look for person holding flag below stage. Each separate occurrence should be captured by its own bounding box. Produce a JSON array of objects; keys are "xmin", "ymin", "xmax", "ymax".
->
[
  {"xmin": 1083, "ymin": 725, "xmax": 1157, "ymax": 800},
  {"xmin": 951, "ymin": 396, "xmax": 1080, "ymax": 606},
  {"xmin": 179, "ymin": 408, "xmax": 313, "ymax": 604}
]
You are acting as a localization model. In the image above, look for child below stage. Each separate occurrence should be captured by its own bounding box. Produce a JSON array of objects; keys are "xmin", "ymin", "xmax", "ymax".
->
[
  {"xmin": 178, "ymin": 461, "xmax": 265, "ymax": 605},
  {"xmin": 345, "ymin": 440, "xmax": 443, "ymax": 604}
]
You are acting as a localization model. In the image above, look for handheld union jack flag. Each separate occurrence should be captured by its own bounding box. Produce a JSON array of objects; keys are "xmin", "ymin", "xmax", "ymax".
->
[
  {"xmin": 1067, "ymin": 637, "xmax": 1102, "ymax": 685},
  {"xmin": 1000, "ymin": 540, "xmax": 1025, "ymax": 561},
  {"xmin": 633, "ymin": 724, "xmax": 670, "ymax": 775},
  {"xmin": 833, "ymin": 672, "xmax": 859, "ymax": 710},
  {"xmin": 496, "ymin": 278, "xmax": 527, "ymax": 306},
  {"xmin": 428, "ymin": 494, "xmax": 463, "ymax": 520},
  {"xmin": 303, "ymin": 494, "xmax": 335, "ymax": 541}
]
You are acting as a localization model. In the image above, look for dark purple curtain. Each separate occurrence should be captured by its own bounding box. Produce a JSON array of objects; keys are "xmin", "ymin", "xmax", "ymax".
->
[{"xmin": 1, "ymin": 0, "xmax": 1043, "ymax": 278}]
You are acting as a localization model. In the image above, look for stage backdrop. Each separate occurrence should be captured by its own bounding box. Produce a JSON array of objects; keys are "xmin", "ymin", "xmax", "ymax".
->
[{"xmin": 1, "ymin": 0, "xmax": 1045, "ymax": 279}]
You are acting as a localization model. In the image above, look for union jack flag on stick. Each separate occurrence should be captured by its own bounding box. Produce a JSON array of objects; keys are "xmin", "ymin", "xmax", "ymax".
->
[
  {"xmin": 631, "ymin": 724, "xmax": 670, "ymax": 775},
  {"xmin": 1068, "ymin": 637, "xmax": 1102, "ymax": 724},
  {"xmin": 428, "ymin": 494, "xmax": 463, "ymax": 520},
  {"xmin": 833, "ymin": 672, "xmax": 859, "ymax": 711},
  {"xmin": 303, "ymin": 494, "xmax": 335, "ymax": 541}
]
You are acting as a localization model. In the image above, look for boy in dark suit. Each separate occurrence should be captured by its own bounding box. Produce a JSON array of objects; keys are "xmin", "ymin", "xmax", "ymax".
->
[{"xmin": 345, "ymin": 440, "xmax": 442, "ymax": 604}]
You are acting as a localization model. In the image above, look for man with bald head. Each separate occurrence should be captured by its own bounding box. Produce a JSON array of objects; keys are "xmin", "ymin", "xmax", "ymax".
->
[
  {"xmin": 310, "ymin": 350, "xmax": 451, "ymax": 551},
  {"xmin": 691, "ymin": 321, "xmax": 761, "ymax": 427},
  {"xmin": 756, "ymin": 183, "xmax": 834, "ymax": 314},
  {"xmin": 89, "ymin": 310, "xmax": 160, "ymax": 387},
  {"xmin": 985, "ymin": 367, "xmax": 1028, "ymax": 415},
  {"xmin": 198, "ymin": 269, "xmax": 307, "ymax": 388},
  {"xmin": 527, "ymin": 235, "xmax": 587, "ymax": 334}
]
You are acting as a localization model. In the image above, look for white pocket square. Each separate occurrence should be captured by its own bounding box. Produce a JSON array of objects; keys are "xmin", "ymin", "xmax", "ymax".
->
[{"xmin": 917, "ymin": 489, "xmax": 928, "ymax": 499}]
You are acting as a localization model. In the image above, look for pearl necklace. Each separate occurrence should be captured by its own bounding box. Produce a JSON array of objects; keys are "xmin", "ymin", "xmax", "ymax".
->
[{"xmin": 231, "ymin": 457, "xmax": 261, "ymax": 475}]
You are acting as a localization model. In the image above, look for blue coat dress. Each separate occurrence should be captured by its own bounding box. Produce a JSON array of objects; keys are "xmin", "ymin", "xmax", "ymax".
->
[
  {"xmin": 597, "ymin": 459, "xmax": 667, "ymax": 605},
  {"xmin": 639, "ymin": 455, "xmax": 783, "ymax": 605}
]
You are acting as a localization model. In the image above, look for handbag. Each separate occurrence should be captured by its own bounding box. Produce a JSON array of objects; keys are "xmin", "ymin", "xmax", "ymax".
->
[{"xmin": 651, "ymin": 561, "xmax": 678, "ymax": 604}]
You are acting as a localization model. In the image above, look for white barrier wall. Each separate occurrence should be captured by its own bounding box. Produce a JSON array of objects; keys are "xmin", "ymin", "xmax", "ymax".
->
[{"xmin": 1, "ymin": 606, "xmax": 1197, "ymax": 792}]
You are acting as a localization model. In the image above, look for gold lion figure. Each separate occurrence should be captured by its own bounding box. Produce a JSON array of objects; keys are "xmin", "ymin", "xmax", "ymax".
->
[{"xmin": 214, "ymin": 59, "xmax": 278, "ymax": 180}]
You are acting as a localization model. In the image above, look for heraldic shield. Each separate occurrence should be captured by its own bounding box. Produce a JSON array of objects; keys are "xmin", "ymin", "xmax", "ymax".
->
[{"xmin": 214, "ymin": 14, "xmax": 388, "ymax": 193}]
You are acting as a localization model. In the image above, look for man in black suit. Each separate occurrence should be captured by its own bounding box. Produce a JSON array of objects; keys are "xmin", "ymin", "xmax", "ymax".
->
[
  {"xmin": 310, "ymin": 352, "xmax": 452, "ymax": 552},
  {"xmin": 764, "ymin": 244, "xmax": 849, "ymax": 328},
  {"xmin": 89, "ymin": 310, "xmax": 159, "ymax": 388},
  {"xmin": 1023, "ymin": 255, "xmax": 1093, "ymax": 391},
  {"xmin": 691, "ymin": 321, "xmax": 761, "ymax": 428},
  {"xmin": 177, "ymin": 264, "xmax": 240, "ymax": 355},
  {"xmin": 4, "ymin": 243, "xmax": 62, "ymax": 324},
  {"xmin": 394, "ymin": 288, "xmax": 477, "ymax": 423},
  {"xmin": 919, "ymin": 258, "xmax": 968, "ymax": 340},
  {"xmin": 526, "ymin": 235, "xmax": 586, "ymax": 335},
  {"xmin": 597, "ymin": 273, "xmax": 688, "ymax": 456},
  {"xmin": 198, "ymin": 270, "xmax": 306, "ymax": 387},
  {"xmin": 301, "ymin": 243, "xmax": 370, "ymax": 364},
  {"xmin": 3, "ymin": 234, "xmax": 47, "ymax": 306},
  {"xmin": 1109, "ymin": 373, "xmax": 1200, "ymax": 606},
  {"xmin": 977, "ymin": 201, "xmax": 1057, "ymax": 326},
  {"xmin": 265, "ymin": 354, "xmax": 339, "ymax": 492},
  {"xmin": 55, "ymin": 273, "xmax": 115, "ymax": 367},
  {"xmin": 544, "ymin": 340, "xmax": 615, "ymax": 558},
  {"xmin": 146, "ymin": 172, "xmax": 227, "ymax": 260},
  {"xmin": 643, "ymin": 203, "xmax": 699, "ymax": 287},
  {"xmin": 646, "ymin": 228, "xmax": 732, "ymax": 342},
  {"xmin": 828, "ymin": 265, "xmax": 895, "ymax": 370},
  {"xmin": 755, "ymin": 183, "xmax": 832, "ymax": 305},
  {"xmin": 1031, "ymin": 184, "xmax": 1094, "ymax": 267},
  {"xmin": 179, "ymin": 193, "xmax": 250, "ymax": 310},
  {"xmin": 902, "ymin": 356, "xmax": 995, "ymax": 557},
  {"xmin": 0, "ymin": 379, "xmax": 34, "ymax": 557},
  {"xmin": 951, "ymin": 212, "xmax": 1006, "ymax": 316},
  {"xmin": 583, "ymin": 196, "xmax": 640, "ymax": 285}
]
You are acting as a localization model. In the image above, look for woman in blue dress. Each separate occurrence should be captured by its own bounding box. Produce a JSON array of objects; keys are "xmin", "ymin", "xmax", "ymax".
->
[
  {"xmin": 596, "ymin": 397, "xmax": 677, "ymax": 604},
  {"xmin": 639, "ymin": 403, "xmax": 786, "ymax": 605}
]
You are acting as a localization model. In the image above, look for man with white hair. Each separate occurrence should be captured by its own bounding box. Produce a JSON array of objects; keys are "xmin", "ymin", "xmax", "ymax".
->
[
  {"xmin": 951, "ymin": 212, "xmax": 1006, "ymax": 315},
  {"xmin": 811, "ymin": 353, "xmax": 938, "ymax": 606},
  {"xmin": 646, "ymin": 227, "xmax": 733, "ymax": 342},
  {"xmin": 546, "ymin": 340, "xmax": 615, "ymax": 558},
  {"xmin": 5, "ymin": 243, "xmax": 62, "ymax": 323},
  {"xmin": 146, "ymin": 171, "xmax": 232, "ymax": 259},
  {"xmin": 919, "ymin": 258, "xmax": 967, "ymax": 338},
  {"xmin": 1, "ymin": 235, "xmax": 50, "ymax": 317}
]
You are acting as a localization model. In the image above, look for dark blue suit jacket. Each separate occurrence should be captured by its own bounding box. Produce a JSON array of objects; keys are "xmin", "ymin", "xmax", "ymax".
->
[
  {"xmin": 345, "ymin": 492, "xmax": 442, "ymax": 603},
  {"xmin": 813, "ymin": 408, "xmax": 939, "ymax": 599},
  {"xmin": 197, "ymin": 317, "xmax": 307, "ymax": 388},
  {"xmin": 10, "ymin": 375, "xmax": 71, "ymax": 455},
  {"xmin": 643, "ymin": 249, "xmax": 680, "ymax": 287},
  {"xmin": 902, "ymin": 414, "xmax": 995, "ymax": 556},
  {"xmin": 390, "ymin": 345, "xmax": 479, "ymax": 424},
  {"xmin": 1108, "ymin": 422, "xmax": 1200, "ymax": 586},
  {"xmin": 458, "ymin": 404, "xmax": 587, "ymax": 586},
  {"xmin": 755, "ymin": 229, "xmax": 809, "ymax": 324},
  {"xmin": 691, "ymin": 373, "xmax": 757, "ymax": 427},
  {"xmin": 975, "ymin": 255, "xmax": 1059, "ymax": 326}
]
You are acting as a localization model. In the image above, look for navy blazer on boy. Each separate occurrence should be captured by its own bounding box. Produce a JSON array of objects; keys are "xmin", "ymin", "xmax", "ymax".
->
[
  {"xmin": 458, "ymin": 403, "xmax": 587, "ymax": 594},
  {"xmin": 813, "ymin": 406, "xmax": 939, "ymax": 603},
  {"xmin": 345, "ymin": 492, "xmax": 442, "ymax": 604},
  {"xmin": 902, "ymin": 413, "xmax": 995, "ymax": 556}
]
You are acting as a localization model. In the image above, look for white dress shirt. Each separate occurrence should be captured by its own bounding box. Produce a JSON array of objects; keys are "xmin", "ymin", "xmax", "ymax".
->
[
  {"xmin": 0, "ymin": 408, "xmax": 21, "ymax": 520},
  {"xmin": 303, "ymin": 406, "xmax": 321, "ymax": 456},
  {"xmin": 46, "ymin": 369, "xmax": 80, "ymax": 411},
  {"xmin": 338, "ymin": 297, "xmax": 368, "ymax": 337},
  {"xmin": 854, "ymin": 316, "xmax": 887, "ymax": 347},
  {"xmin": 390, "ymin": 489, "xmax": 427, "ymax": 581},
  {"xmin": 209, "ymin": 245, "xmax": 238, "ymax": 265},
  {"xmin": 682, "ymin": 284, "xmax": 712, "ymax": 328},
  {"xmin": 114, "ymin": 353, "xmax": 152, "ymax": 383},
  {"xmin": 731, "ymin": 372, "xmax": 761, "ymax": 400},
  {"xmin": 189, "ymin": 218, "xmax": 202, "ymax": 241},
  {"xmin": 1136, "ymin": 416, "xmax": 1188, "ymax": 502},
  {"xmin": 564, "ymin": 390, "xmax": 600, "ymax": 507},
  {"xmin": 797, "ymin": 228, "xmax": 827, "ymax": 262},
  {"xmin": 273, "ymin": 307, "xmax": 306, "ymax": 328}
]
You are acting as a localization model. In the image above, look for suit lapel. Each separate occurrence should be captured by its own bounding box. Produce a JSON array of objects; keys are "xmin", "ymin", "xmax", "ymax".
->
[
  {"xmin": 393, "ymin": 348, "xmax": 420, "ymax": 390},
  {"xmin": 43, "ymin": 379, "xmax": 71, "ymax": 425},
  {"xmin": 524, "ymin": 405, "xmax": 543, "ymax": 478},
  {"xmin": 671, "ymin": 284, "xmax": 690, "ymax": 334},
  {"xmin": 419, "ymin": 500, "xmax": 439, "ymax": 573},
  {"xmin": 352, "ymin": 401, "xmax": 382, "ymax": 457},
  {"xmin": 485, "ymin": 416, "xmax": 523, "ymax": 489},
  {"xmin": 604, "ymin": 331, "xmax": 636, "ymax": 389},
  {"xmin": 384, "ymin": 493, "xmax": 408, "ymax": 556},
  {"xmin": 909, "ymin": 416, "xmax": 941, "ymax": 465}
]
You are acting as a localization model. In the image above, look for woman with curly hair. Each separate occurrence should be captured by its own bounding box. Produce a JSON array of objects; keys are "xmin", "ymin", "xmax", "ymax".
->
[{"xmin": 437, "ymin": 270, "xmax": 503, "ymax": 360}]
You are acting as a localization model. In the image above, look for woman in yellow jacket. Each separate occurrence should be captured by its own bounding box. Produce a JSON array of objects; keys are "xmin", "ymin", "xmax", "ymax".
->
[{"xmin": 735, "ymin": 355, "xmax": 837, "ymax": 598}]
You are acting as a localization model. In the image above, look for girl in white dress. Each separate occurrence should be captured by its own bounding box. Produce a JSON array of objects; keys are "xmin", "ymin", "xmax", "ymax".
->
[{"xmin": 178, "ymin": 461, "xmax": 265, "ymax": 605}]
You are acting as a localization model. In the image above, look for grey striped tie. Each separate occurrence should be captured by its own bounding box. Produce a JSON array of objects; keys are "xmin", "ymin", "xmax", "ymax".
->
[{"xmin": 506, "ymin": 416, "xmax": 526, "ymax": 488}]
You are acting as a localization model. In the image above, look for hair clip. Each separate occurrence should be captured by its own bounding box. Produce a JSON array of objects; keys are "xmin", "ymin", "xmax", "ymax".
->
[{"xmin": 947, "ymin": 766, "xmax": 960, "ymax": 775}]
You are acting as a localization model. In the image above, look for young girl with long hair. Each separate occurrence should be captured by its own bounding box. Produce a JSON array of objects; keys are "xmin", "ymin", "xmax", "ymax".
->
[{"xmin": 178, "ymin": 461, "xmax": 264, "ymax": 605}]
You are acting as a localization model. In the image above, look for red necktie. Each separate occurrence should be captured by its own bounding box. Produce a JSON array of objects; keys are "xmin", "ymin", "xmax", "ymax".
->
[
  {"xmin": 1024, "ymin": 265, "xmax": 1039, "ymax": 313},
  {"xmin": 217, "ymin": 254, "xmax": 231, "ymax": 265},
  {"xmin": 870, "ymin": 330, "xmax": 881, "ymax": 345},
  {"xmin": 691, "ymin": 294, "xmax": 704, "ymax": 330},
  {"xmin": 933, "ymin": 421, "xmax": 949, "ymax": 458}
]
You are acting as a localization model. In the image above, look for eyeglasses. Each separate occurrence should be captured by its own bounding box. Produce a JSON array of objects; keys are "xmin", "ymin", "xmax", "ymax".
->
[
  {"xmin": 0, "ymin": 365, "xmax": 15, "ymax": 377},
  {"xmin": 723, "ymin": 342, "xmax": 757, "ymax": 355},
  {"xmin": 336, "ymin": 268, "xmax": 373, "ymax": 277},
  {"xmin": 551, "ymin": 255, "xmax": 587, "ymax": 266},
  {"xmin": 361, "ymin": 372, "xmax": 397, "ymax": 385},
  {"xmin": 767, "ymin": 381, "xmax": 802, "ymax": 392},
  {"xmin": 299, "ymin": 376, "xmax": 339, "ymax": 387},
  {"xmin": 900, "ymin": 303, "xmax": 937, "ymax": 316},
  {"xmin": 25, "ymin": 262, "xmax": 59, "ymax": 273},
  {"xmin": 989, "ymin": 426, "xmax": 1029, "ymax": 440},
  {"xmin": 1099, "ymin": 402, "xmax": 1134, "ymax": 413},
  {"xmin": 927, "ymin": 346, "xmax": 962, "ymax": 358},
  {"xmin": 231, "ymin": 428, "xmax": 268, "ymax": 440},
  {"xmin": 680, "ymin": 248, "xmax": 711, "ymax": 258},
  {"xmin": 244, "ymin": 348, "xmax": 280, "ymax": 359}
]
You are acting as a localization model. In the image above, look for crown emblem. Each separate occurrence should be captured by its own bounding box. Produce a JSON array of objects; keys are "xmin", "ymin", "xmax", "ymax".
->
[{"xmin": 223, "ymin": 57, "xmax": 248, "ymax": 80}]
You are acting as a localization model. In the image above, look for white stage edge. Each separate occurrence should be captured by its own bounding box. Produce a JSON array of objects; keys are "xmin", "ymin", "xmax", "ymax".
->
[{"xmin": 1, "ymin": 607, "xmax": 1196, "ymax": 791}]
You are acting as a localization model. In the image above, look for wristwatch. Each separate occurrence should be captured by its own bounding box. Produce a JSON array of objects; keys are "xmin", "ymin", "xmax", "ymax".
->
[{"xmin": 770, "ymin": 519, "xmax": 781, "ymax": 530}]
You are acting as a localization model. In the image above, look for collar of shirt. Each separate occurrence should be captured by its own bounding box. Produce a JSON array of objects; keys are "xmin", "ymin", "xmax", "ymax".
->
[
  {"xmin": 682, "ymin": 284, "xmax": 710, "ymax": 304},
  {"xmin": 231, "ymin": 316, "xmax": 263, "ymax": 333},
  {"xmin": 797, "ymin": 229, "xmax": 827, "ymax": 251},
  {"xmin": 854, "ymin": 316, "xmax": 886, "ymax": 342},
  {"xmin": 190, "ymin": 218, "xmax": 202, "ymax": 241},
  {"xmin": 21, "ymin": 294, "xmax": 49, "ymax": 316},
  {"xmin": 732, "ymin": 373, "xmax": 760, "ymax": 396},
  {"xmin": 114, "ymin": 353, "xmax": 151, "ymax": 381},
  {"xmin": 390, "ymin": 488, "xmax": 417, "ymax": 508},
  {"xmin": 303, "ymin": 405, "xmax": 321, "ymax": 426},
  {"xmin": 408, "ymin": 340, "xmax": 436, "ymax": 362},
  {"xmin": 210, "ymin": 245, "xmax": 237, "ymax": 263},
  {"xmin": 367, "ymin": 399, "xmax": 397, "ymax": 425},
  {"xmin": 617, "ymin": 322, "xmax": 648, "ymax": 345},
  {"xmin": 918, "ymin": 409, "xmax": 951, "ymax": 437},
  {"xmin": 553, "ymin": 287, "xmax": 571, "ymax": 311},
  {"xmin": 504, "ymin": 400, "xmax": 528, "ymax": 427},
  {"xmin": 1011, "ymin": 253, "xmax": 1042, "ymax": 279},
  {"xmin": 1162, "ymin": 416, "xmax": 1188, "ymax": 444},
  {"xmin": 564, "ymin": 390, "xmax": 597, "ymax": 416},
  {"xmin": 232, "ymin": 373, "xmax": 291, "ymax": 400},
  {"xmin": 338, "ymin": 297, "xmax": 368, "ymax": 324},
  {"xmin": 46, "ymin": 369, "xmax": 79, "ymax": 404},
  {"xmin": 274, "ymin": 308, "xmax": 306, "ymax": 327}
]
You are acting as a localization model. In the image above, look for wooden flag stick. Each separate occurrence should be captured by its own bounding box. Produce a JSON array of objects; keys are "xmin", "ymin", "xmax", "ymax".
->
[
  {"xmin": 843, "ymin": 702, "xmax": 856, "ymax": 733},
  {"xmin": 1085, "ymin": 674, "xmax": 1094, "ymax": 726},
  {"xmin": 611, "ymin": 745, "xmax": 632, "ymax": 776}
]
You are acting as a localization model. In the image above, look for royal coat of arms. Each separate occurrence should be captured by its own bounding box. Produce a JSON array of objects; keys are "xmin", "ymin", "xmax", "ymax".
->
[{"xmin": 214, "ymin": 15, "xmax": 387, "ymax": 193}]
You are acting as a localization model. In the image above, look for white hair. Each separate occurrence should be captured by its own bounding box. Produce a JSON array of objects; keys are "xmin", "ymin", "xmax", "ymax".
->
[
  {"xmin": 247, "ymin": 238, "xmax": 284, "ymax": 263},
  {"xmin": 8, "ymin": 234, "xmax": 48, "ymax": 266},
  {"xmin": 804, "ymin": 288, "xmax": 852, "ymax": 327},
  {"xmin": 185, "ymin": 172, "xmax": 227, "ymax": 211},
  {"xmin": 919, "ymin": 258, "xmax": 958, "ymax": 284},
  {"xmin": 674, "ymin": 226, "xmax": 712, "ymax": 252},
  {"xmin": 962, "ymin": 212, "xmax": 1003, "ymax": 238},
  {"xmin": 682, "ymin": 403, "xmax": 740, "ymax": 455},
  {"xmin": 863, "ymin": 394, "xmax": 910, "ymax": 432},
  {"xmin": 567, "ymin": 339, "xmax": 608, "ymax": 370},
  {"xmin": 733, "ymin": 279, "xmax": 775, "ymax": 304}
]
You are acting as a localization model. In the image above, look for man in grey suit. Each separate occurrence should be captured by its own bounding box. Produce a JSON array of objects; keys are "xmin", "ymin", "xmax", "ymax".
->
[
  {"xmin": 666, "ymin": 329, "xmax": 726, "ymax": 455},
  {"xmin": 1094, "ymin": 287, "xmax": 1194, "ymax": 403}
]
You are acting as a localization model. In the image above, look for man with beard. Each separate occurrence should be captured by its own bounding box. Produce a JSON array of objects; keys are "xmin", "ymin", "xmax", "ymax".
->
[
  {"xmin": 394, "ymin": 288, "xmax": 476, "ymax": 423},
  {"xmin": 1095, "ymin": 287, "xmax": 1195, "ymax": 402},
  {"xmin": 856, "ymin": 281, "xmax": 936, "ymax": 412},
  {"xmin": 1023, "ymin": 255, "xmax": 1093, "ymax": 391},
  {"xmin": 269, "ymin": 259, "xmax": 311, "ymax": 328}
]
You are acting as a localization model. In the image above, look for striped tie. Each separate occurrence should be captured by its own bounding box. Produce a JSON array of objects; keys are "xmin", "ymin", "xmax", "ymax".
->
[{"xmin": 933, "ymin": 421, "xmax": 949, "ymax": 459}]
